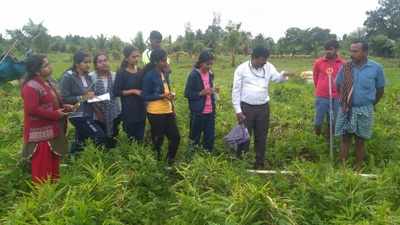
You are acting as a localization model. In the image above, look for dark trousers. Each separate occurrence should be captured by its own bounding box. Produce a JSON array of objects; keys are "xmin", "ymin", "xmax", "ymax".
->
[
  {"xmin": 147, "ymin": 113, "xmax": 180, "ymax": 162},
  {"xmin": 123, "ymin": 120, "xmax": 146, "ymax": 143},
  {"xmin": 238, "ymin": 102, "xmax": 270, "ymax": 166},
  {"xmin": 69, "ymin": 117, "xmax": 107, "ymax": 153},
  {"xmin": 95, "ymin": 116, "xmax": 121, "ymax": 149},
  {"xmin": 189, "ymin": 112, "xmax": 215, "ymax": 152}
]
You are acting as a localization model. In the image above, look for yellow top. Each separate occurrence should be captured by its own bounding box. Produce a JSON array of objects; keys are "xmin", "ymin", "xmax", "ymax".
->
[{"xmin": 147, "ymin": 73, "xmax": 173, "ymax": 114}]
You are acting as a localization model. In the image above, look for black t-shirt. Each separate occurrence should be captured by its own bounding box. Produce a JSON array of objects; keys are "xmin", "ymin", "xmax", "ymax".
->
[{"xmin": 113, "ymin": 70, "xmax": 146, "ymax": 123}]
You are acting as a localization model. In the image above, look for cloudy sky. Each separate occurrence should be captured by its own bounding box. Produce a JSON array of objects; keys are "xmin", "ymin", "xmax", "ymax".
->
[{"xmin": 0, "ymin": 0, "xmax": 379, "ymax": 42}]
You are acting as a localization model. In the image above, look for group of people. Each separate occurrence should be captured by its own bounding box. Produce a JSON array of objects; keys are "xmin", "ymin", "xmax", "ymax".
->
[
  {"xmin": 312, "ymin": 40, "xmax": 385, "ymax": 170},
  {"xmin": 20, "ymin": 30, "xmax": 385, "ymax": 183}
]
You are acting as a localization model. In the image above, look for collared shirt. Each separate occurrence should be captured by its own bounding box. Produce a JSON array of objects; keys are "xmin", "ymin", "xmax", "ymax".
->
[
  {"xmin": 142, "ymin": 48, "xmax": 170, "ymax": 65},
  {"xmin": 232, "ymin": 60, "xmax": 287, "ymax": 113},
  {"xmin": 313, "ymin": 56, "xmax": 345, "ymax": 98},
  {"xmin": 142, "ymin": 49, "xmax": 152, "ymax": 65},
  {"xmin": 336, "ymin": 59, "xmax": 385, "ymax": 107}
]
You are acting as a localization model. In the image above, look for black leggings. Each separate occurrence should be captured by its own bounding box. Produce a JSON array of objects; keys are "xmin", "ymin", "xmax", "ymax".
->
[{"xmin": 147, "ymin": 113, "xmax": 180, "ymax": 162}]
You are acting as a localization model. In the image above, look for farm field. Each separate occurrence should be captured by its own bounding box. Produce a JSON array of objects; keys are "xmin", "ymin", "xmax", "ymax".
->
[{"xmin": 0, "ymin": 54, "xmax": 399, "ymax": 224}]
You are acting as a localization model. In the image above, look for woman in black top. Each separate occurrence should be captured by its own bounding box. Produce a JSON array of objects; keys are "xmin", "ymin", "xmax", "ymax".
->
[{"xmin": 113, "ymin": 46, "xmax": 146, "ymax": 142}]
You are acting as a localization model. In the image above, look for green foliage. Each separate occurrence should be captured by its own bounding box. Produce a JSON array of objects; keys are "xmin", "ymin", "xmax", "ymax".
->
[
  {"xmin": 132, "ymin": 32, "xmax": 146, "ymax": 53},
  {"xmin": 0, "ymin": 55, "xmax": 399, "ymax": 224},
  {"xmin": 369, "ymin": 34, "xmax": 396, "ymax": 57},
  {"xmin": 364, "ymin": 0, "xmax": 400, "ymax": 40}
]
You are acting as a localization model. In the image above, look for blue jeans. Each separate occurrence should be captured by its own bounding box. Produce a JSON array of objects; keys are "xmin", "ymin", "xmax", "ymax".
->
[
  {"xmin": 189, "ymin": 112, "xmax": 215, "ymax": 152},
  {"xmin": 315, "ymin": 97, "xmax": 339, "ymax": 127}
]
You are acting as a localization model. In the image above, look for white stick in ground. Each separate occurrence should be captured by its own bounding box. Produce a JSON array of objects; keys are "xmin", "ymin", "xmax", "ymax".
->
[
  {"xmin": 327, "ymin": 67, "xmax": 334, "ymax": 160},
  {"xmin": 247, "ymin": 169, "xmax": 378, "ymax": 178}
]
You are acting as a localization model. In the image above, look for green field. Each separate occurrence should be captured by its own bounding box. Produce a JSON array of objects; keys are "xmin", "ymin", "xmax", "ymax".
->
[{"xmin": 0, "ymin": 54, "xmax": 399, "ymax": 224}]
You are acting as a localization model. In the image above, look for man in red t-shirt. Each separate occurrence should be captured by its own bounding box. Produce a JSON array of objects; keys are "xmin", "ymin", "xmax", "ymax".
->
[{"xmin": 312, "ymin": 40, "xmax": 345, "ymax": 137}]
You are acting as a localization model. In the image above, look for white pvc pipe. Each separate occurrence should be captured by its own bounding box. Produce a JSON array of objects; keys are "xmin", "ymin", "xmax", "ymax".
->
[{"xmin": 247, "ymin": 169, "xmax": 378, "ymax": 178}]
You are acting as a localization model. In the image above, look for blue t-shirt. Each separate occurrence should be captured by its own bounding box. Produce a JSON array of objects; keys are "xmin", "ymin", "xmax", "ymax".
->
[{"xmin": 336, "ymin": 60, "xmax": 385, "ymax": 106}]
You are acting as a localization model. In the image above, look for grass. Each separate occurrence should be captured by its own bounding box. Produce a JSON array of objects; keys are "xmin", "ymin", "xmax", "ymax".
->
[{"xmin": 0, "ymin": 54, "xmax": 399, "ymax": 224}]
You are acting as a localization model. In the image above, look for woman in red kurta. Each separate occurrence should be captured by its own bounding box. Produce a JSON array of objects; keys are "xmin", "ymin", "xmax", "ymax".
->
[{"xmin": 21, "ymin": 55, "xmax": 72, "ymax": 183}]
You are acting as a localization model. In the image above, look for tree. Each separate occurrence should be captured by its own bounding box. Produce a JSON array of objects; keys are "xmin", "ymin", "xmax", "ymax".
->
[
  {"xmin": 364, "ymin": 0, "xmax": 400, "ymax": 40},
  {"xmin": 183, "ymin": 22, "xmax": 196, "ymax": 58},
  {"xmin": 84, "ymin": 37, "xmax": 96, "ymax": 52},
  {"xmin": 96, "ymin": 34, "xmax": 108, "ymax": 50},
  {"xmin": 50, "ymin": 36, "xmax": 67, "ymax": 52},
  {"xmin": 369, "ymin": 34, "xmax": 395, "ymax": 57},
  {"xmin": 281, "ymin": 27, "xmax": 308, "ymax": 55},
  {"xmin": 171, "ymin": 35, "xmax": 185, "ymax": 64},
  {"xmin": 277, "ymin": 27, "xmax": 336, "ymax": 56},
  {"xmin": 132, "ymin": 32, "xmax": 146, "ymax": 53},
  {"xmin": 193, "ymin": 41, "xmax": 205, "ymax": 55},
  {"xmin": 108, "ymin": 35, "xmax": 125, "ymax": 60},
  {"xmin": 195, "ymin": 29, "xmax": 204, "ymax": 42},
  {"xmin": 0, "ymin": 34, "xmax": 6, "ymax": 53},
  {"xmin": 6, "ymin": 29, "xmax": 27, "ymax": 52},
  {"xmin": 203, "ymin": 13, "xmax": 224, "ymax": 51},
  {"xmin": 252, "ymin": 34, "xmax": 275, "ymax": 52},
  {"xmin": 239, "ymin": 31, "xmax": 252, "ymax": 55},
  {"xmin": 224, "ymin": 21, "xmax": 242, "ymax": 67},
  {"xmin": 6, "ymin": 19, "xmax": 50, "ymax": 53},
  {"xmin": 394, "ymin": 40, "xmax": 400, "ymax": 58},
  {"xmin": 341, "ymin": 27, "xmax": 368, "ymax": 52},
  {"xmin": 307, "ymin": 27, "xmax": 336, "ymax": 57},
  {"xmin": 109, "ymin": 36, "xmax": 124, "ymax": 51},
  {"xmin": 162, "ymin": 35, "xmax": 173, "ymax": 53}
]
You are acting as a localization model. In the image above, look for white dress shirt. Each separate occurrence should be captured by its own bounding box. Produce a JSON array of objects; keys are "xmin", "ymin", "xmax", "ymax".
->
[{"xmin": 232, "ymin": 60, "xmax": 287, "ymax": 113}]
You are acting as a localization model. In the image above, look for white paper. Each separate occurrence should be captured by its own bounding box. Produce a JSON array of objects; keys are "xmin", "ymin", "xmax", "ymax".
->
[{"xmin": 88, "ymin": 93, "xmax": 110, "ymax": 103}]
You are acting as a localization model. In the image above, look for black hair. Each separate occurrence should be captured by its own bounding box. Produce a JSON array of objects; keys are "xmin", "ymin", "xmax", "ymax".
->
[
  {"xmin": 23, "ymin": 54, "xmax": 47, "ymax": 84},
  {"xmin": 324, "ymin": 40, "xmax": 340, "ymax": 50},
  {"xmin": 71, "ymin": 50, "xmax": 90, "ymax": 72},
  {"xmin": 93, "ymin": 50, "xmax": 108, "ymax": 68},
  {"xmin": 195, "ymin": 51, "xmax": 214, "ymax": 69},
  {"xmin": 149, "ymin": 30, "xmax": 162, "ymax": 41},
  {"xmin": 142, "ymin": 48, "xmax": 167, "ymax": 75},
  {"xmin": 251, "ymin": 47, "xmax": 270, "ymax": 59},
  {"xmin": 352, "ymin": 40, "xmax": 369, "ymax": 52},
  {"xmin": 118, "ymin": 45, "xmax": 139, "ymax": 73}
]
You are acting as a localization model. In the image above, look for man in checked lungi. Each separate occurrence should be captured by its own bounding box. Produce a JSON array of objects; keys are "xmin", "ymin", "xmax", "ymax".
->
[{"xmin": 335, "ymin": 40, "xmax": 385, "ymax": 170}]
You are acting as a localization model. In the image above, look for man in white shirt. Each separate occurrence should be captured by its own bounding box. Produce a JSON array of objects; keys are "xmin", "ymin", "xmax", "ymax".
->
[
  {"xmin": 142, "ymin": 31, "xmax": 162, "ymax": 65},
  {"xmin": 232, "ymin": 47, "xmax": 292, "ymax": 169}
]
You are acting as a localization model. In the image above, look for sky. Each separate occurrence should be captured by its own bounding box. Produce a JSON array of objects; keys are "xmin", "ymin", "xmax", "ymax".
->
[{"xmin": 0, "ymin": 0, "xmax": 380, "ymax": 42}]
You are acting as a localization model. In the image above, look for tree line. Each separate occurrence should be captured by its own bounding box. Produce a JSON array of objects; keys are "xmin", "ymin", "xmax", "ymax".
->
[{"xmin": 1, "ymin": 0, "xmax": 399, "ymax": 65}]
